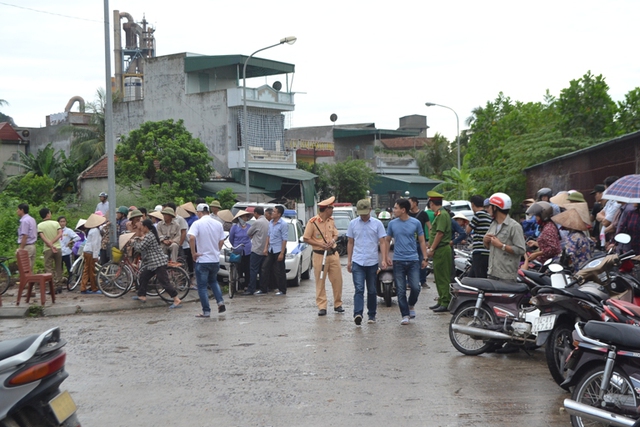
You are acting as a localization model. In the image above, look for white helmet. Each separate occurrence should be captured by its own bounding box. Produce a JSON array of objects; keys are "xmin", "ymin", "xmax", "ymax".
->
[
  {"xmin": 378, "ymin": 211, "xmax": 391, "ymax": 219},
  {"xmin": 488, "ymin": 192, "xmax": 512, "ymax": 210}
]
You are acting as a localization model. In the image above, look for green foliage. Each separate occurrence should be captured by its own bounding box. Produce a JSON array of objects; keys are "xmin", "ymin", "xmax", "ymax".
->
[
  {"xmin": 556, "ymin": 71, "xmax": 617, "ymax": 138},
  {"xmin": 27, "ymin": 305, "xmax": 44, "ymax": 317},
  {"xmin": 115, "ymin": 119, "xmax": 214, "ymax": 200},
  {"xmin": 214, "ymin": 188, "xmax": 237, "ymax": 210},
  {"xmin": 413, "ymin": 133, "xmax": 455, "ymax": 179},
  {"xmin": 5, "ymin": 173, "xmax": 56, "ymax": 206},
  {"xmin": 315, "ymin": 159, "xmax": 378, "ymax": 204},
  {"xmin": 616, "ymin": 88, "xmax": 640, "ymax": 135},
  {"xmin": 433, "ymin": 168, "xmax": 477, "ymax": 200}
]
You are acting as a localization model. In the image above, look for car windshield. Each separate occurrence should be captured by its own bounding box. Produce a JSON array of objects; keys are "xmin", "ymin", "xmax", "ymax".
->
[{"xmin": 334, "ymin": 217, "xmax": 350, "ymax": 230}]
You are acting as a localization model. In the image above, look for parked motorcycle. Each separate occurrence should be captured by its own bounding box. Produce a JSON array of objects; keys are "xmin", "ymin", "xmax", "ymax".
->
[
  {"xmin": 530, "ymin": 248, "xmax": 639, "ymax": 388},
  {"xmin": 448, "ymin": 276, "xmax": 540, "ymax": 355},
  {"xmin": 454, "ymin": 248, "xmax": 472, "ymax": 279},
  {"xmin": 563, "ymin": 321, "xmax": 640, "ymax": 427},
  {"xmin": 0, "ymin": 327, "xmax": 81, "ymax": 427},
  {"xmin": 376, "ymin": 264, "xmax": 396, "ymax": 307}
]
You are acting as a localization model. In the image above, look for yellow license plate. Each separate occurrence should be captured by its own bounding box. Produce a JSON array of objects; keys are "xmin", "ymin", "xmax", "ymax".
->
[{"xmin": 49, "ymin": 390, "xmax": 77, "ymax": 424}]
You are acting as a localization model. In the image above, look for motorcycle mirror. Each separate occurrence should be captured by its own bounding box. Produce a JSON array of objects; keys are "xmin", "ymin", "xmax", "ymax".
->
[
  {"xmin": 547, "ymin": 263, "xmax": 563, "ymax": 273},
  {"xmin": 544, "ymin": 258, "xmax": 553, "ymax": 266},
  {"xmin": 615, "ymin": 233, "xmax": 631, "ymax": 245}
]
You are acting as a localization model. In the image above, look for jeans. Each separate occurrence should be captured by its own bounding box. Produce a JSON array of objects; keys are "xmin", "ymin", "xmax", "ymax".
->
[
  {"xmin": 417, "ymin": 245, "xmax": 427, "ymax": 284},
  {"xmin": 393, "ymin": 260, "xmax": 421, "ymax": 318},
  {"xmin": 352, "ymin": 262, "xmax": 378, "ymax": 320},
  {"xmin": 248, "ymin": 252, "xmax": 265, "ymax": 294},
  {"xmin": 195, "ymin": 262, "xmax": 223, "ymax": 314}
]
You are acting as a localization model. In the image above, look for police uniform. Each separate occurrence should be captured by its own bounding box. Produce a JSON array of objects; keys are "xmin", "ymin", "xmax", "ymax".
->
[
  {"xmin": 303, "ymin": 196, "xmax": 343, "ymax": 314},
  {"xmin": 427, "ymin": 191, "xmax": 453, "ymax": 308}
]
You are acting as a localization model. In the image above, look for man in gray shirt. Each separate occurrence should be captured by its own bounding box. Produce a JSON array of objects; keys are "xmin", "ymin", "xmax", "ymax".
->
[{"xmin": 244, "ymin": 207, "xmax": 270, "ymax": 295}]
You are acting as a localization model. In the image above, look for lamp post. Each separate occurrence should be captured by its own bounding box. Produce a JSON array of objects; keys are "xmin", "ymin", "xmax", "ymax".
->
[
  {"xmin": 243, "ymin": 36, "xmax": 297, "ymax": 202},
  {"xmin": 425, "ymin": 102, "xmax": 460, "ymax": 170}
]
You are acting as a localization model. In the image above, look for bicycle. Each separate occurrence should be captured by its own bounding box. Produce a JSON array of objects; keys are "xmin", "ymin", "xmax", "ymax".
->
[
  {"xmin": 66, "ymin": 254, "xmax": 102, "ymax": 291},
  {"xmin": 97, "ymin": 245, "xmax": 190, "ymax": 302},
  {"xmin": 224, "ymin": 244, "xmax": 245, "ymax": 299},
  {"xmin": 0, "ymin": 257, "xmax": 13, "ymax": 295}
]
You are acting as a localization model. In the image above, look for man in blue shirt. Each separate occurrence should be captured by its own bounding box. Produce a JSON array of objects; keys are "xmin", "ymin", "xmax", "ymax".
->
[
  {"xmin": 385, "ymin": 198, "xmax": 429, "ymax": 325},
  {"xmin": 347, "ymin": 198, "xmax": 388, "ymax": 325},
  {"xmin": 261, "ymin": 205, "xmax": 288, "ymax": 295}
]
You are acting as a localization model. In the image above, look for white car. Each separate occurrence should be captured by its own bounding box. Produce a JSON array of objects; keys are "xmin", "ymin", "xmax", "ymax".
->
[
  {"xmin": 218, "ymin": 217, "xmax": 313, "ymax": 287},
  {"xmin": 448, "ymin": 200, "xmax": 474, "ymax": 221}
]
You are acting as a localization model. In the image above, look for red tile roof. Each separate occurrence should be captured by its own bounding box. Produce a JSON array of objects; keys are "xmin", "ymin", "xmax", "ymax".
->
[
  {"xmin": 380, "ymin": 137, "xmax": 432, "ymax": 150},
  {"xmin": 79, "ymin": 156, "xmax": 162, "ymax": 180},
  {"xmin": 0, "ymin": 122, "xmax": 23, "ymax": 143}
]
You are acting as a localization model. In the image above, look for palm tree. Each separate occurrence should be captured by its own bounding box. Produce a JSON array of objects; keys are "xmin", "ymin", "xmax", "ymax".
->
[
  {"xmin": 60, "ymin": 89, "xmax": 106, "ymax": 166},
  {"xmin": 433, "ymin": 167, "xmax": 477, "ymax": 200}
]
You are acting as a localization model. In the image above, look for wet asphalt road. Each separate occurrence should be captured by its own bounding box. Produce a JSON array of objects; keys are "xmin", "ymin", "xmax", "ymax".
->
[{"xmin": 0, "ymin": 264, "xmax": 570, "ymax": 427}]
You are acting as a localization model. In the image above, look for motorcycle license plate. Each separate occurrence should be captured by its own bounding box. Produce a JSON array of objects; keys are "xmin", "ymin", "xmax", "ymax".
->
[
  {"xmin": 49, "ymin": 390, "xmax": 77, "ymax": 424},
  {"xmin": 532, "ymin": 314, "xmax": 556, "ymax": 334}
]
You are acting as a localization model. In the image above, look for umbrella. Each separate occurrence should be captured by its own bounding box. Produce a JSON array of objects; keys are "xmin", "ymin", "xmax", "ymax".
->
[{"xmin": 602, "ymin": 174, "xmax": 640, "ymax": 203}]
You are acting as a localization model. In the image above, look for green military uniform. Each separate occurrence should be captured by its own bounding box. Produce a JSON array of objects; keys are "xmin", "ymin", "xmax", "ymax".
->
[{"xmin": 429, "ymin": 206, "xmax": 452, "ymax": 306}]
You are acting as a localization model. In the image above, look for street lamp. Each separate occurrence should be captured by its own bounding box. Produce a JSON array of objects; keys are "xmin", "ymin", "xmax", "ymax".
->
[
  {"xmin": 425, "ymin": 102, "xmax": 460, "ymax": 170},
  {"xmin": 243, "ymin": 36, "xmax": 297, "ymax": 202}
]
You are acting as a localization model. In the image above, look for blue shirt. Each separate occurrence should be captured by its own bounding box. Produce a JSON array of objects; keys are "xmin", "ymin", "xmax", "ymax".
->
[
  {"xmin": 347, "ymin": 216, "xmax": 387, "ymax": 266},
  {"xmin": 268, "ymin": 218, "xmax": 288, "ymax": 254},
  {"xmin": 387, "ymin": 216, "xmax": 423, "ymax": 261},
  {"xmin": 229, "ymin": 223, "xmax": 252, "ymax": 255}
]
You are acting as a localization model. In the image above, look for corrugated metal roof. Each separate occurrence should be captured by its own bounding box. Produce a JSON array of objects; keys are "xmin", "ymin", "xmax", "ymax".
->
[
  {"xmin": 250, "ymin": 168, "xmax": 317, "ymax": 181},
  {"xmin": 184, "ymin": 55, "xmax": 295, "ymax": 78},
  {"xmin": 524, "ymin": 130, "xmax": 640, "ymax": 171},
  {"xmin": 201, "ymin": 181, "xmax": 273, "ymax": 196},
  {"xmin": 333, "ymin": 128, "xmax": 420, "ymax": 139},
  {"xmin": 378, "ymin": 174, "xmax": 442, "ymax": 184}
]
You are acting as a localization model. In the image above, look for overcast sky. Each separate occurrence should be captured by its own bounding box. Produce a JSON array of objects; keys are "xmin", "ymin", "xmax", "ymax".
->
[{"xmin": 1, "ymin": 0, "xmax": 638, "ymax": 142}]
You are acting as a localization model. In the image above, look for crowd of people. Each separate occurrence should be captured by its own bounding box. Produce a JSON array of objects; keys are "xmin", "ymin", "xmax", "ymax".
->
[{"xmin": 14, "ymin": 175, "xmax": 636, "ymax": 326}]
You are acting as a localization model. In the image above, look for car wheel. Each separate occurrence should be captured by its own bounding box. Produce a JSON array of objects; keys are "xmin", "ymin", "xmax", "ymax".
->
[
  {"xmin": 288, "ymin": 262, "xmax": 302, "ymax": 287},
  {"xmin": 301, "ymin": 261, "xmax": 311, "ymax": 280}
]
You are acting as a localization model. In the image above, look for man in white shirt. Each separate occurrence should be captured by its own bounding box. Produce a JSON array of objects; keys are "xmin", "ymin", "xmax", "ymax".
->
[{"xmin": 188, "ymin": 203, "xmax": 226, "ymax": 317}]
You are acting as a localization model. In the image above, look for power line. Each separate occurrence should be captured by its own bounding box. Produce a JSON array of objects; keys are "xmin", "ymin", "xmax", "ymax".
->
[{"xmin": 0, "ymin": 1, "xmax": 103, "ymax": 23}]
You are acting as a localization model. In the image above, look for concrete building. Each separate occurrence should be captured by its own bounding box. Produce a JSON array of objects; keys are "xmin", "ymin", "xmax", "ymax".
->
[
  {"xmin": 110, "ymin": 52, "xmax": 316, "ymax": 215},
  {"xmin": 284, "ymin": 115, "xmax": 441, "ymax": 208},
  {"xmin": 0, "ymin": 122, "xmax": 27, "ymax": 176}
]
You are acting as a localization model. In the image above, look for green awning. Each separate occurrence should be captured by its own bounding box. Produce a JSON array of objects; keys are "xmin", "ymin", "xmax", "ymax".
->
[
  {"xmin": 231, "ymin": 168, "xmax": 317, "ymax": 207},
  {"xmin": 199, "ymin": 181, "xmax": 274, "ymax": 201},
  {"xmin": 378, "ymin": 174, "xmax": 442, "ymax": 184}
]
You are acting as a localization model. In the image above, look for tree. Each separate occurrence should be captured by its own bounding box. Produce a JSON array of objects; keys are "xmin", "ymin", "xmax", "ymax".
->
[
  {"xmin": 433, "ymin": 168, "xmax": 477, "ymax": 200},
  {"xmin": 4, "ymin": 143, "xmax": 62, "ymax": 178},
  {"xmin": 413, "ymin": 133, "xmax": 454, "ymax": 179},
  {"xmin": 214, "ymin": 188, "xmax": 237, "ymax": 210},
  {"xmin": 315, "ymin": 159, "xmax": 377, "ymax": 204},
  {"xmin": 115, "ymin": 119, "xmax": 214, "ymax": 199},
  {"xmin": 556, "ymin": 71, "xmax": 617, "ymax": 138},
  {"xmin": 616, "ymin": 87, "xmax": 640, "ymax": 135}
]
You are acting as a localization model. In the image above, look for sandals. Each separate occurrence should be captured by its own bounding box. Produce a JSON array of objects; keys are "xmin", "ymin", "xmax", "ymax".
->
[
  {"xmin": 195, "ymin": 313, "xmax": 210, "ymax": 318},
  {"xmin": 168, "ymin": 304, "xmax": 182, "ymax": 309},
  {"xmin": 132, "ymin": 296, "xmax": 146, "ymax": 302}
]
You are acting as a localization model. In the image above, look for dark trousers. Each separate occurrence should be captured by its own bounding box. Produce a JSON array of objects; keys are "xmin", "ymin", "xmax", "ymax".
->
[
  {"xmin": 248, "ymin": 252, "xmax": 266, "ymax": 294},
  {"xmin": 417, "ymin": 245, "xmax": 427, "ymax": 283},
  {"xmin": 468, "ymin": 252, "xmax": 489, "ymax": 279},
  {"xmin": 239, "ymin": 254, "xmax": 251, "ymax": 288},
  {"xmin": 138, "ymin": 266, "xmax": 177, "ymax": 298},
  {"xmin": 62, "ymin": 254, "xmax": 73, "ymax": 276},
  {"xmin": 260, "ymin": 250, "xmax": 287, "ymax": 293}
]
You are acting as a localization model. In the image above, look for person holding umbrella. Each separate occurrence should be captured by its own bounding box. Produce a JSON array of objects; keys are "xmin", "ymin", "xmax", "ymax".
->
[{"xmin": 303, "ymin": 196, "xmax": 344, "ymax": 316}]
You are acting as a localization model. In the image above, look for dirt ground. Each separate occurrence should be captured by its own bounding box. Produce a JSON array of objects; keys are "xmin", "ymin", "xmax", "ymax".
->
[{"xmin": 0, "ymin": 265, "xmax": 570, "ymax": 427}]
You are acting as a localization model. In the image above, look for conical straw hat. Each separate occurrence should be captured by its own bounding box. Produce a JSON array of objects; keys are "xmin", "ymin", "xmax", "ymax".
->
[
  {"xmin": 552, "ymin": 208, "xmax": 589, "ymax": 231},
  {"xmin": 84, "ymin": 213, "xmax": 106, "ymax": 229}
]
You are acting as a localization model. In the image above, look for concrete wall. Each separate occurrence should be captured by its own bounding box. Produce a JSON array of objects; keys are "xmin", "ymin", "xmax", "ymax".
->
[
  {"xmin": 112, "ymin": 53, "xmax": 231, "ymax": 176},
  {"xmin": 0, "ymin": 143, "xmax": 26, "ymax": 176}
]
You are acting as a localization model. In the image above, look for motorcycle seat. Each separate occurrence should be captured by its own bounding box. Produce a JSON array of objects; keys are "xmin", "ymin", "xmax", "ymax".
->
[
  {"xmin": 0, "ymin": 334, "xmax": 39, "ymax": 361},
  {"xmin": 520, "ymin": 269, "xmax": 551, "ymax": 287},
  {"xmin": 460, "ymin": 277, "xmax": 529, "ymax": 293},
  {"xmin": 584, "ymin": 321, "xmax": 640, "ymax": 349}
]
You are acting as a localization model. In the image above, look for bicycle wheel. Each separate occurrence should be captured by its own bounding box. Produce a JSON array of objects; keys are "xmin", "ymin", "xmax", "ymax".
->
[
  {"xmin": 0, "ymin": 263, "xmax": 11, "ymax": 295},
  {"xmin": 98, "ymin": 262, "xmax": 133, "ymax": 298},
  {"xmin": 157, "ymin": 267, "xmax": 190, "ymax": 302},
  {"xmin": 229, "ymin": 264, "xmax": 238, "ymax": 299},
  {"xmin": 67, "ymin": 257, "xmax": 84, "ymax": 291}
]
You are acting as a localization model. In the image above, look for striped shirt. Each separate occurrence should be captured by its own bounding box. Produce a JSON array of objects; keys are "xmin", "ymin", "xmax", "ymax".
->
[{"xmin": 470, "ymin": 210, "xmax": 492, "ymax": 255}]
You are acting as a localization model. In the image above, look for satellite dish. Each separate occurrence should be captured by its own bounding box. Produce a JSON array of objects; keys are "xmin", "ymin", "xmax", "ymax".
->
[
  {"xmin": 272, "ymin": 81, "xmax": 282, "ymax": 91},
  {"xmin": 330, "ymin": 113, "xmax": 338, "ymax": 123}
]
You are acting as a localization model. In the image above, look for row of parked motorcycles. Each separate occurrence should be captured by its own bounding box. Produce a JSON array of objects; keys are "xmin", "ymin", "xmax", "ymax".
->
[{"xmin": 448, "ymin": 233, "xmax": 640, "ymax": 426}]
